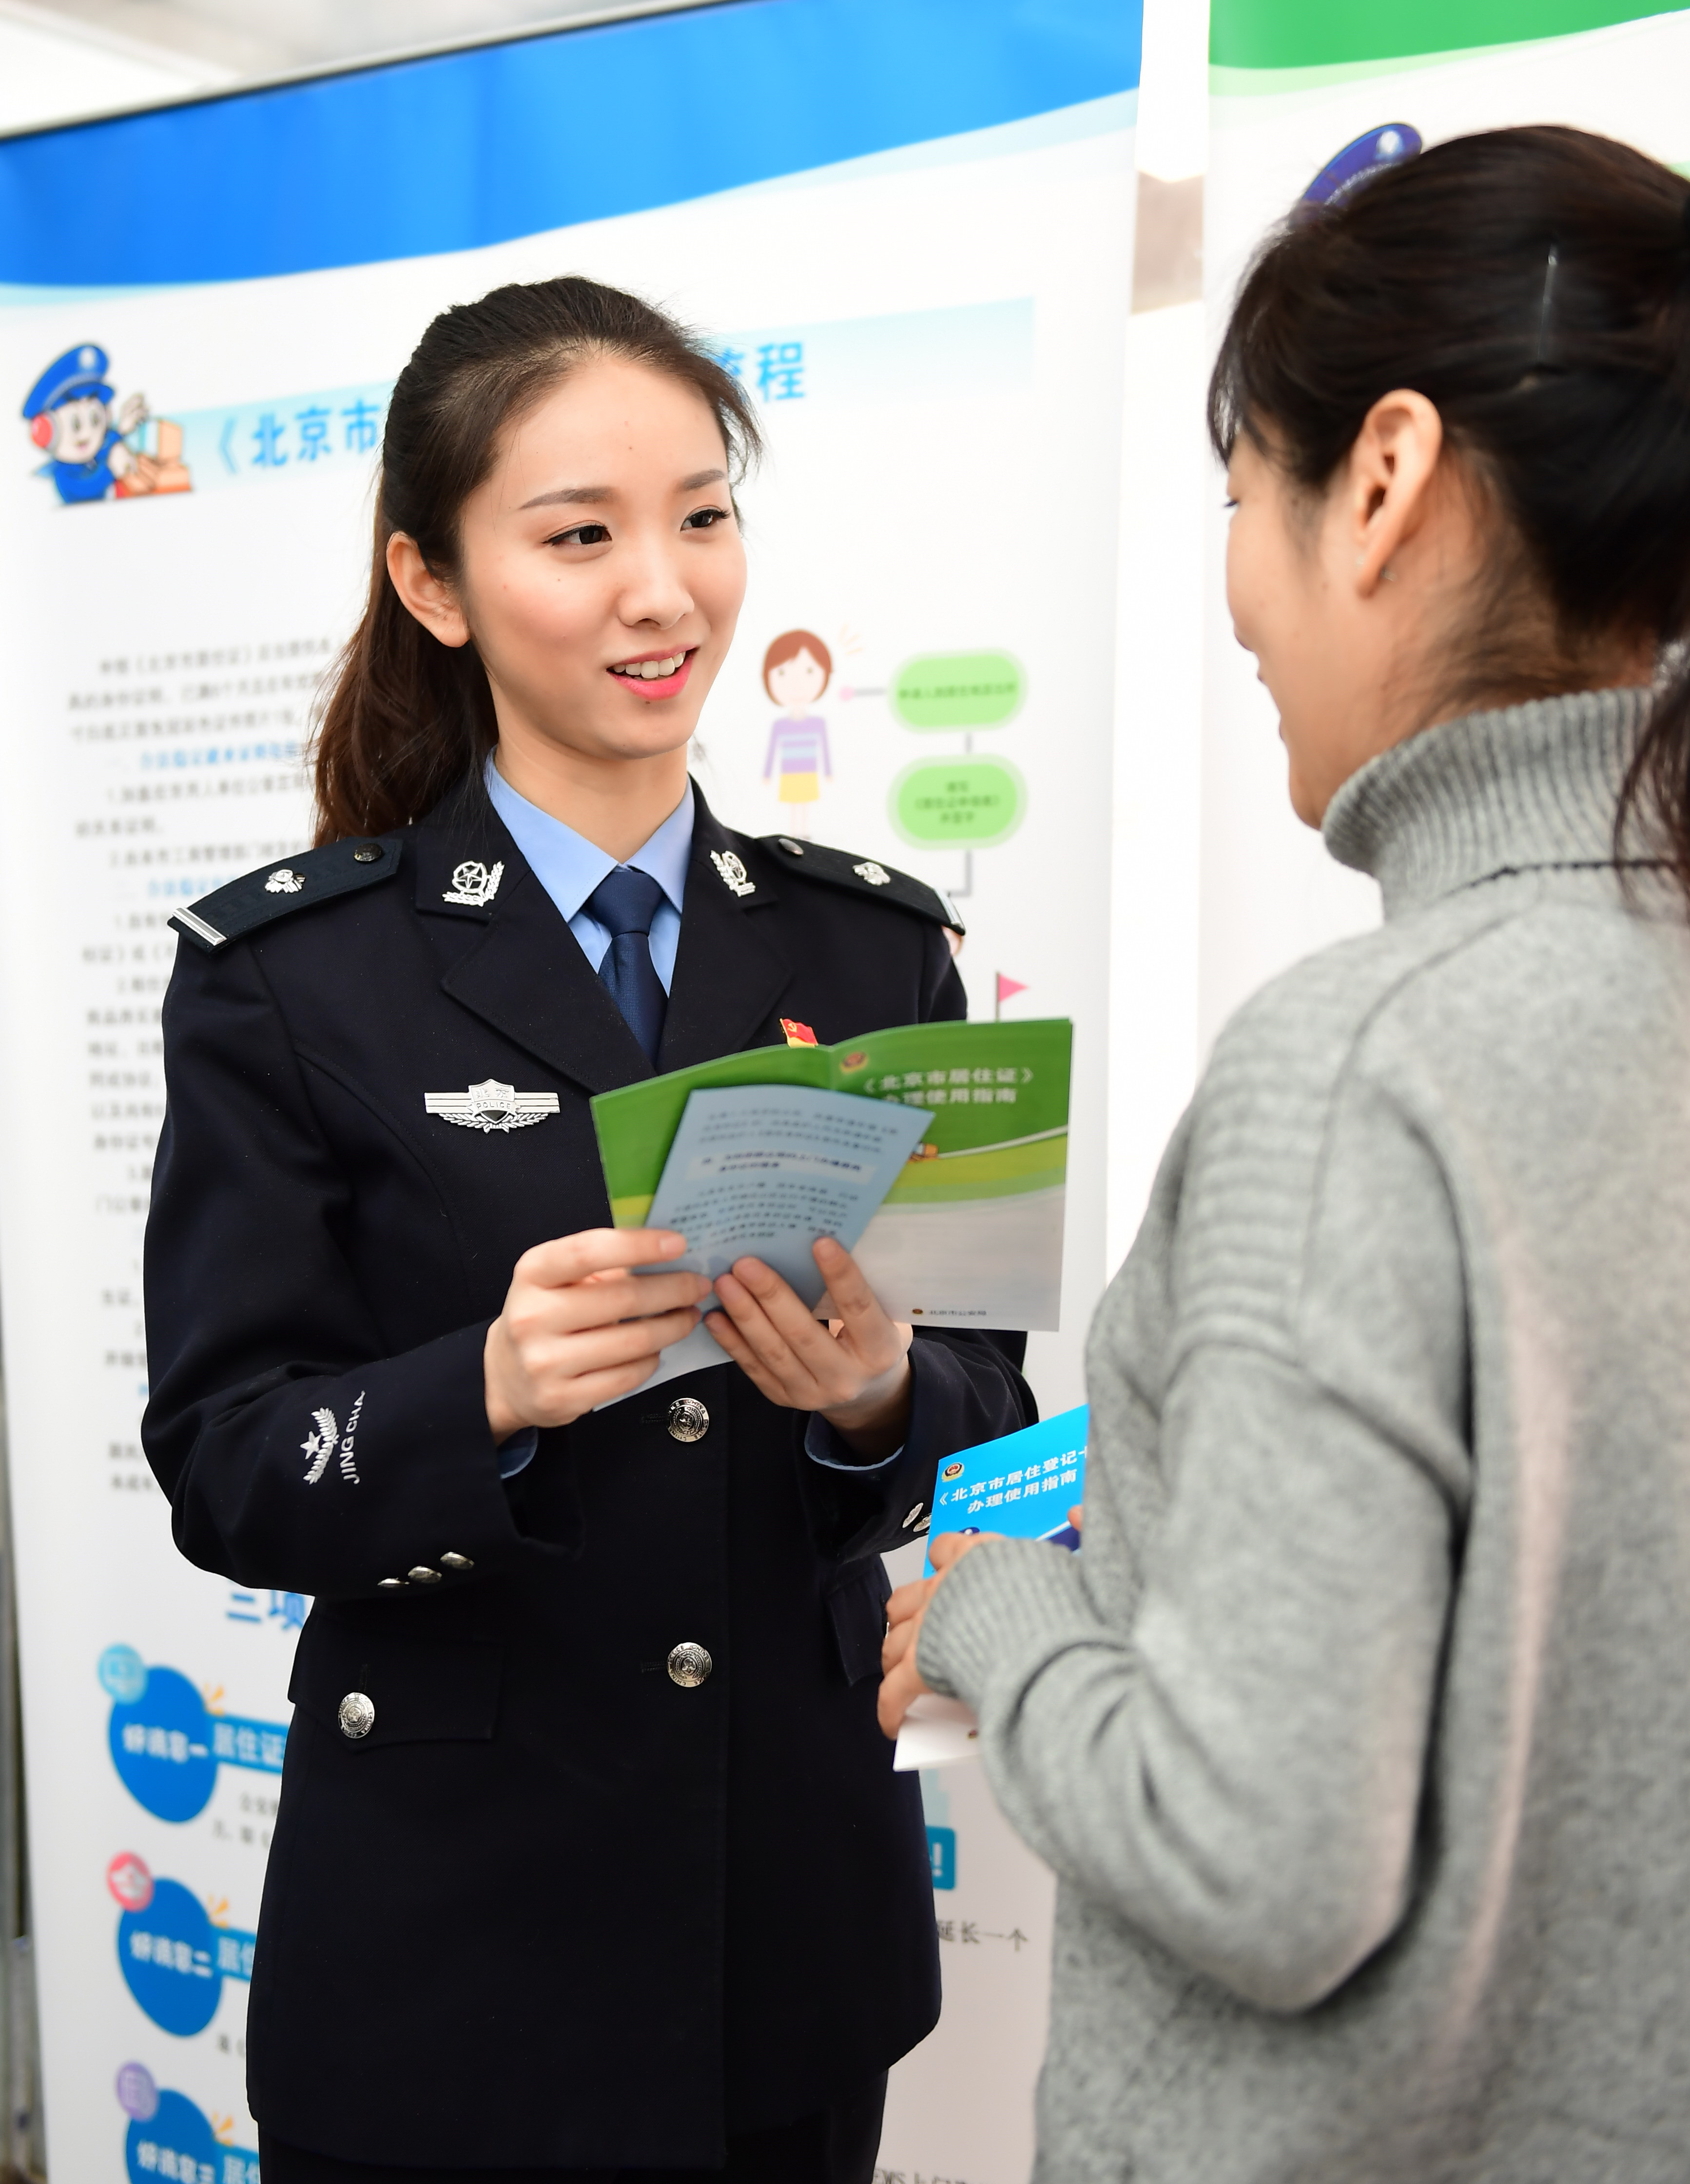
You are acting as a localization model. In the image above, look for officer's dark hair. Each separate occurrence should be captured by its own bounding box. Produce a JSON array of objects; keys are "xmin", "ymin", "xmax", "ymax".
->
[
  {"xmin": 1208, "ymin": 124, "xmax": 1690, "ymax": 897},
  {"xmin": 312, "ymin": 275, "xmax": 761, "ymax": 842}
]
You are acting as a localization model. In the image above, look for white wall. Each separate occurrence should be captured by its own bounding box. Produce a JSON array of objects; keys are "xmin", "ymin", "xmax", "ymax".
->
[
  {"xmin": 1104, "ymin": 0, "xmax": 1211, "ymax": 1273},
  {"xmin": 0, "ymin": 0, "xmax": 226, "ymax": 134}
]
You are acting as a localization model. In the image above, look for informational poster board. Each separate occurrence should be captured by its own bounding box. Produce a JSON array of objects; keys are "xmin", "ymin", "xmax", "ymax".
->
[
  {"xmin": 1202, "ymin": 0, "xmax": 1690, "ymax": 1044},
  {"xmin": 0, "ymin": 4, "xmax": 1141, "ymax": 2180}
]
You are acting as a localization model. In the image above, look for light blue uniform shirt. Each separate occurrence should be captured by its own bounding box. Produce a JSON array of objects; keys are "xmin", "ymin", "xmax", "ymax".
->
[
  {"xmin": 483, "ymin": 755, "xmax": 692, "ymax": 990},
  {"xmin": 483, "ymin": 753, "xmax": 900, "ymax": 1481}
]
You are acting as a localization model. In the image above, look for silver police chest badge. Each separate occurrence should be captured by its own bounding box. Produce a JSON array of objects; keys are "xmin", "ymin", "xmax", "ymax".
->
[{"xmin": 425, "ymin": 1079, "xmax": 560, "ymax": 1133}]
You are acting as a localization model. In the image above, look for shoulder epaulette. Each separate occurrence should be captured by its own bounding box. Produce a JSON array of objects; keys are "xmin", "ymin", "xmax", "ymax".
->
[
  {"xmin": 169, "ymin": 835, "xmax": 402, "ymax": 954},
  {"xmin": 757, "ymin": 835, "xmax": 965, "ymax": 935}
]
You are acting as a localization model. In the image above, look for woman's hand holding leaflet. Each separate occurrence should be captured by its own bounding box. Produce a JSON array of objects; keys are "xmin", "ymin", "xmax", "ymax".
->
[
  {"xmin": 876, "ymin": 1505, "xmax": 1081, "ymax": 1738},
  {"xmin": 877, "ymin": 1530, "xmax": 987, "ymax": 1736},
  {"xmin": 705, "ymin": 1234, "xmax": 914, "ymax": 1461},
  {"xmin": 483, "ymin": 1228, "xmax": 712, "ymax": 1438},
  {"xmin": 486, "ymin": 1227, "xmax": 918, "ymax": 1457}
]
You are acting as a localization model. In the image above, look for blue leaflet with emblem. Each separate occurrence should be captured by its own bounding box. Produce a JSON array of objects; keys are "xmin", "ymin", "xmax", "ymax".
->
[
  {"xmin": 644, "ymin": 1085, "xmax": 932, "ymax": 1305},
  {"xmin": 894, "ymin": 1406, "xmax": 1086, "ymax": 1770},
  {"xmin": 923, "ymin": 1404, "xmax": 1087, "ymax": 1576}
]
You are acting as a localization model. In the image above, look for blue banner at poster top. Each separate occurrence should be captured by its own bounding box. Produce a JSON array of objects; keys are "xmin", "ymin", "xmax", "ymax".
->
[{"xmin": 0, "ymin": 0, "xmax": 1141, "ymax": 290}]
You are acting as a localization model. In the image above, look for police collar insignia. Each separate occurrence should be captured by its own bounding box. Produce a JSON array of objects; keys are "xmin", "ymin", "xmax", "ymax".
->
[
  {"xmin": 443, "ymin": 858, "xmax": 504, "ymax": 908},
  {"xmin": 852, "ymin": 861, "xmax": 892, "ymax": 887},
  {"xmin": 424, "ymin": 1079, "xmax": 560, "ymax": 1133},
  {"xmin": 711, "ymin": 850, "xmax": 755, "ymax": 897},
  {"xmin": 264, "ymin": 867, "xmax": 305, "ymax": 896}
]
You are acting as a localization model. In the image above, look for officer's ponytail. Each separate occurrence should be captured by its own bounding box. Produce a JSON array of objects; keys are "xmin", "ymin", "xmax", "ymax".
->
[
  {"xmin": 1209, "ymin": 124, "xmax": 1690, "ymax": 899},
  {"xmin": 312, "ymin": 276, "xmax": 760, "ymax": 842}
]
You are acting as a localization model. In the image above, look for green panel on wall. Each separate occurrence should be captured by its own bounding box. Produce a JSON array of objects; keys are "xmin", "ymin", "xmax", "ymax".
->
[{"xmin": 1212, "ymin": 0, "xmax": 1690, "ymax": 71}]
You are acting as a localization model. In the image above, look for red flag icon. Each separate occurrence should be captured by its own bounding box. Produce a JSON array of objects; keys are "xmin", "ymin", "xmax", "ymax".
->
[{"xmin": 994, "ymin": 973, "xmax": 1028, "ymax": 1021}]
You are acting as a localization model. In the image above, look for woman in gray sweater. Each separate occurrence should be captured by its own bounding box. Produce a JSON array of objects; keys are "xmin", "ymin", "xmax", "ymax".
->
[{"xmin": 881, "ymin": 126, "xmax": 1690, "ymax": 2183}]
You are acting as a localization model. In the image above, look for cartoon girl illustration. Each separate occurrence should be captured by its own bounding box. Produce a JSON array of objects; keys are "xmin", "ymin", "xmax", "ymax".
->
[{"xmin": 761, "ymin": 627, "xmax": 833, "ymax": 837}]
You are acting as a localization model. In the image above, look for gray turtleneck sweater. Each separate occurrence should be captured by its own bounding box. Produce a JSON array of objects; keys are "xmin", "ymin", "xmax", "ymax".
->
[{"xmin": 918, "ymin": 689, "xmax": 1690, "ymax": 2183}]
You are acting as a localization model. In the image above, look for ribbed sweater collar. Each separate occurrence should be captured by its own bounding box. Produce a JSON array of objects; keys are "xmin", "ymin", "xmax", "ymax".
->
[{"xmin": 1322, "ymin": 685, "xmax": 1655, "ymax": 920}]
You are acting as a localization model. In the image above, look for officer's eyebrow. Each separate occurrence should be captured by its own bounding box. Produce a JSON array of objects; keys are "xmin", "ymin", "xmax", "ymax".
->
[
  {"xmin": 519, "ymin": 467, "xmax": 727, "ymax": 511},
  {"xmin": 520, "ymin": 484, "xmax": 610, "ymax": 508}
]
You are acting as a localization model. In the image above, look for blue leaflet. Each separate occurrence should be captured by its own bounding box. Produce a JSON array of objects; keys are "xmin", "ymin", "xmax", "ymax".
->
[{"xmin": 924, "ymin": 1403, "xmax": 1087, "ymax": 1575}]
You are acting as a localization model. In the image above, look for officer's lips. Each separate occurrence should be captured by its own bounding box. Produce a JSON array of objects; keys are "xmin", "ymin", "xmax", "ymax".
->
[{"xmin": 608, "ymin": 646, "xmax": 695, "ymax": 701}]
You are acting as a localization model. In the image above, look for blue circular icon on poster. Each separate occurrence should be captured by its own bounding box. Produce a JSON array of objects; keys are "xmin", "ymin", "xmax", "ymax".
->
[
  {"xmin": 109, "ymin": 1666, "xmax": 218, "ymax": 1821},
  {"xmin": 125, "ymin": 2087, "xmax": 220, "ymax": 2184},
  {"xmin": 1300, "ymin": 123, "xmax": 1423, "ymax": 214},
  {"xmin": 99, "ymin": 1644, "xmax": 148, "ymax": 1704},
  {"xmin": 118, "ymin": 1879, "xmax": 222, "ymax": 2035}
]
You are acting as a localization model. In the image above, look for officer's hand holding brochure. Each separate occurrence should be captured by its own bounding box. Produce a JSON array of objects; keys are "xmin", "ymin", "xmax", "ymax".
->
[
  {"xmin": 589, "ymin": 1018, "xmax": 1071, "ymax": 1400},
  {"xmin": 893, "ymin": 1404, "xmax": 1088, "ymax": 1771}
]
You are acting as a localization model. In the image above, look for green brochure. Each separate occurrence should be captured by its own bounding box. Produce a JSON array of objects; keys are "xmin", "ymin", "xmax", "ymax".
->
[{"xmin": 591, "ymin": 1017, "xmax": 1071, "ymax": 1333}]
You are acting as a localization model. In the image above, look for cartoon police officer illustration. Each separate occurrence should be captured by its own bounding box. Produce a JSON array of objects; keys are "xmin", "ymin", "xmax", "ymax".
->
[{"xmin": 21, "ymin": 344, "xmax": 147, "ymax": 504}]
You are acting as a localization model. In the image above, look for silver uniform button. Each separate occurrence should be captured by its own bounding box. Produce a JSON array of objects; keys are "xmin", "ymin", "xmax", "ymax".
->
[
  {"xmin": 377, "ymin": 1577, "xmax": 407, "ymax": 1590},
  {"xmin": 667, "ymin": 1642, "xmax": 712, "ymax": 1688},
  {"xmin": 439, "ymin": 1551, "xmax": 473, "ymax": 1571},
  {"xmin": 407, "ymin": 1565, "xmax": 442, "ymax": 1584},
  {"xmin": 338, "ymin": 1691, "xmax": 375, "ymax": 1739},
  {"xmin": 667, "ymin": 1396, "xmax": 710, "ymax": 1443}
]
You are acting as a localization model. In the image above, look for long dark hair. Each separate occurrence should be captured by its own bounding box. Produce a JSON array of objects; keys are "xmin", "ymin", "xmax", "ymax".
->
[
  {"xmin": 312, "ymin": 276, "xmax": 761, "ymax": 842},
  {"xmin": 1208, "ymin": 125, "xmax": 1690, "ymax": 892}
]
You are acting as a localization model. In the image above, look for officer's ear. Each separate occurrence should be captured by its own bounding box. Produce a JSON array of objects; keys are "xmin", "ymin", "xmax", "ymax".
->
[
  {"xmin": 30, "ymin": 414, "xmax": 54, "ymax": 451},
  {"xmin": 386, "ymin": 531, "xmax": 471, "ymax": 649}
]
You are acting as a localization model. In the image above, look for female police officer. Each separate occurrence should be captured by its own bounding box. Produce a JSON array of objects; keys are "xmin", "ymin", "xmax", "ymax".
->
[{"xmin": 142, "ymin": 276, "xmax": 1033, "ymax": 2184}]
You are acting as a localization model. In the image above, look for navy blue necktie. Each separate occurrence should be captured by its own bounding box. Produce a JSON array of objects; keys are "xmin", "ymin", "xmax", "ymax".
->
[{"xmin": 585, "ymin": 866, "xmax": 668, "ymax": 1064}]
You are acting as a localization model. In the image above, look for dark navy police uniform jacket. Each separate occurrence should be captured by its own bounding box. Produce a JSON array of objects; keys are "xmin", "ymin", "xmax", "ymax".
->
[{"xmin": 142, "ymin": 781, "xmax": 1034, "ymax": 2172}]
